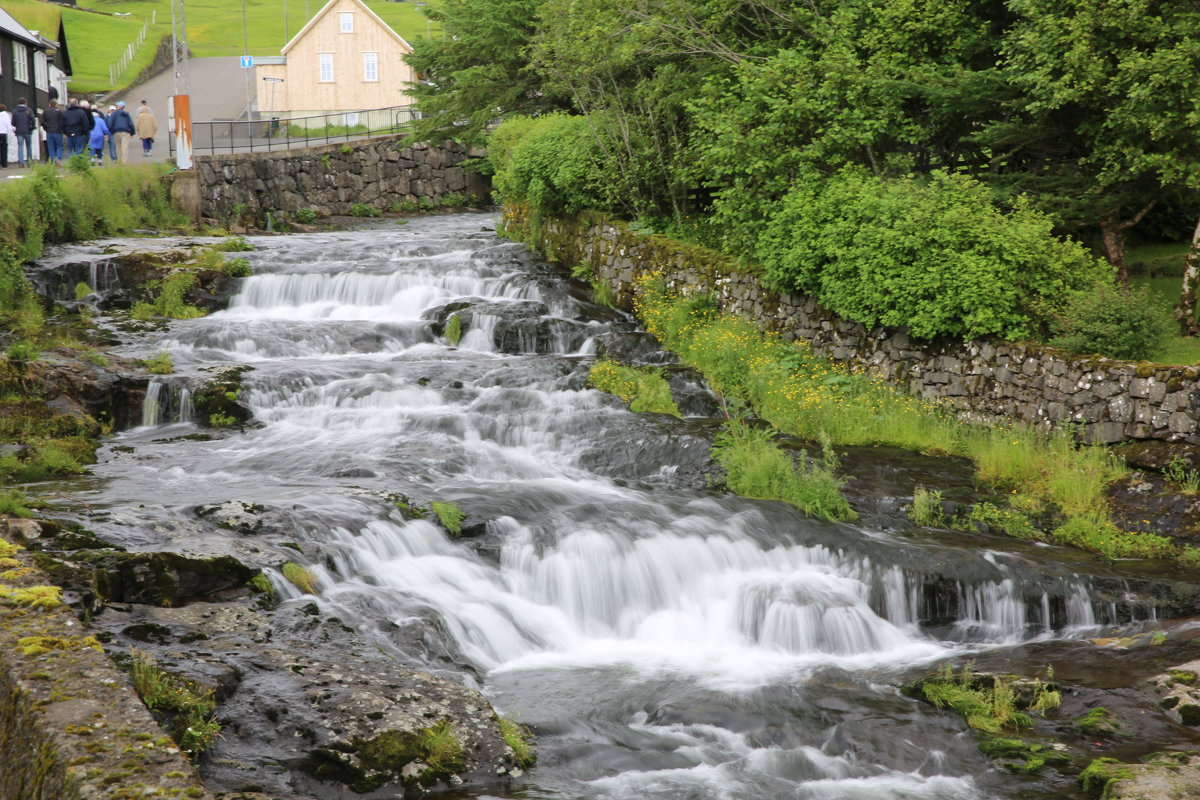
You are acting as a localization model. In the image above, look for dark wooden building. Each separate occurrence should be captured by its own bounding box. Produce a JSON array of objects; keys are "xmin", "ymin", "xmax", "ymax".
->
[{"xmin": 0, "ymin": 7, "xmax": 45, "ymax": 112}]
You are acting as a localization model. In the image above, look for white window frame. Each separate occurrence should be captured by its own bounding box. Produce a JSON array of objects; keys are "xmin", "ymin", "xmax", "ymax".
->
[
  {"xmin": 12, "ymin": 42, "xmax": 28, "ymax": 83},
  {"xmin": 339, "ymin": 13, "xmax": 354, "ymax": 33},
  {"xmin": 363, "ymin": 52, "xmax": 378, "ymax": 82},
  {"xmin": 318, "ymin": 52, "xmax": 334, "ymax": 82},
  {"xmin": 34, "ymin": 51, "xmax": 47, "ymax": 91}
]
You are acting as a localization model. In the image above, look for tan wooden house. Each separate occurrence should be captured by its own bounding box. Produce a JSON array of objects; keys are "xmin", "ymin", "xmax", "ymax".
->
[{"xmin": 254, "ymin": 0, "xmax": 416, "ymax": 120}]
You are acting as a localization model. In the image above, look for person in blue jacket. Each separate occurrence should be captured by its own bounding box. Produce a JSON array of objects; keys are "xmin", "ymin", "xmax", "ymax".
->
[{"xmin": 87, "ymin": 106, "xmax": 110, "ymax": 166}]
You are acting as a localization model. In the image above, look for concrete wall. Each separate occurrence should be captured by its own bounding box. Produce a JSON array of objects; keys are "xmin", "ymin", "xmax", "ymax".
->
[
  {"xmin": 510, "ymin": 207, "xmax": 1200, "ymax": 445},
  {"xmin": 194, "ymin": 137, "xmax": 488, "ymax": 220}
]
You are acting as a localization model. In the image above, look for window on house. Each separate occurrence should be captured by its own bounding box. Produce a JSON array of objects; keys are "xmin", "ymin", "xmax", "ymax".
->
[
  {"xmin": 12, "ymin": 43, "xmax": 28, "ymax": 83},
  {"xmin": 34, "ymin": 52, "xmax": 47, "ymax": 90},
  {"xmin": 363, "ymin": 52, "xmax": 378, "ymax": 82},
  {"xmin": 319, "ymin": 53, "xmax": 334, "ymax": 82},
  {"xmin": 339, "ymin": 13, "xmax": 354, "ymax": 33}
]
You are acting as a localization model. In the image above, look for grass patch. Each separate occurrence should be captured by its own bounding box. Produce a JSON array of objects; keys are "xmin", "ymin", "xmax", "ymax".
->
[
  {"xmin": 1, "ymin": 584, "xmax": 63, "ymax": 610},
  {"xmin": 281, "ymin": 561, "xmax": 319, "ymax": 594},
  {"xmin": 630, "ymin": 277, "xmax": 1200, "ymax": 564},
  {"xmin": 431, "ymin": 501, "xmax": 464, "ymax": 536},
  {"xmin": 919, "ymin": 664, "xmax": 1033, "ymax": 734},
  {"xmin": 587, "ymin": 359, "xmax": 680, "ymax": 416},
  {"xmin": 130, "ymin": 648, "xmax": 221, "ymax": 758},
  {"xmin": 498, "ymin": 717, "xmax": 535, "ymax": 769},
  {"xmin": 0, "ymin": 490, "xmax": 34, "ymax": 518},
  {"xmin": 909, "ymin": 486, "xmax": 945, "ymax": 526},
  {"xmin": 444, "ymin": 313, "xmax": 463, "ymax": 346},
  {"xmin": 712, "ymin": 419, "xmax": 855, "ymax": 522},
  {"xmin": 144, "ymin": 352, "xmax": 174, "ymax": 375}
]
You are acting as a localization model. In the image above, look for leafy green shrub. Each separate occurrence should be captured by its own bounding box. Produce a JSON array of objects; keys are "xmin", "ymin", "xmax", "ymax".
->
[
  {"xmin": 910, "ymin": 486, "xmax": 944, "ymax": 526},
  {"xmin": 349, "ymin": 203, "xmax": 381, "ymax": 218},
  {"xmin": 1048, "ymin": 283, "xmax": 1170, "ymax": 360},
  {"xmin": 295, "ymin": 207, "xmax": 318, "ymax": 224},
  {"xmin": 132, "ymin": 272, "xmax": 206, "ymax": 321},
  {"xmin": 216, "ymin": 236, "xmax": 254, "ymax": 252},
  {"xmin": 587, "ymin": 359, "xmax": 680, "ymax": 416},
  {"xmin": 489, "ymin": 114, "xmax": 612, "ymax": 215},
  {"xmin": 225, "ymin": 257, "xmax": 252, "ymax": 278},
  {"xmin": 145, "ymin": 352, "xmax": 174, "ymax": 375},
  {"xmin": 753, "ymin": 168, "xmax": 1107, "ymax": 340}
]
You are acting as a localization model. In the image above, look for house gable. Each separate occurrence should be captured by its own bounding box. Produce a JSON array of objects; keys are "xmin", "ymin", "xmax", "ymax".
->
[{"xmin": 282, "ymin": 0, "xmax": 411, "ymax": 56}]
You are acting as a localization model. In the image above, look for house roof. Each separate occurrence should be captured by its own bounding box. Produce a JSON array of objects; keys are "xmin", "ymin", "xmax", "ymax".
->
[
  {"xmin": 0, "ymin": 7, "xmax": 45, "ymax": 47},
  {"xmin": 281, "ymin": 0, "xmax": 411, "ymax": 55}
]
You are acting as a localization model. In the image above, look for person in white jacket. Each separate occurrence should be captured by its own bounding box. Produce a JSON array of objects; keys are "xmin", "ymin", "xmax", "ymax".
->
[{"xmin": 0, "ymin": 105, "xmax": 12, "ymax": 169}]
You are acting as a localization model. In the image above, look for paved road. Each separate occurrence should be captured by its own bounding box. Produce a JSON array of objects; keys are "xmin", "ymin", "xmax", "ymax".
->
[{"xmin": 109, "ymin": 56, "xmax": 253, "ymax": 126}]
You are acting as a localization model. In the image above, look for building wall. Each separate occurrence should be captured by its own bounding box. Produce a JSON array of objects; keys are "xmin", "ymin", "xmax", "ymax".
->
[
  {"xmin": 255, "ymin": 0, "xmax": 416, "ymax": 115},
  {"xmin": 505, "ymin": 206, "xmax": 1200, "ymax": 446}
]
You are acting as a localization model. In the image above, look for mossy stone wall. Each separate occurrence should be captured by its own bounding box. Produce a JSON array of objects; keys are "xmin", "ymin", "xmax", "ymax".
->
[
  {"xmin": 505, "ymin": 205, "xmax": 1200, "ymax": 445},
  {"xmin": 195, "ymin": 138, "xmax": 490, "ymax": 220}
]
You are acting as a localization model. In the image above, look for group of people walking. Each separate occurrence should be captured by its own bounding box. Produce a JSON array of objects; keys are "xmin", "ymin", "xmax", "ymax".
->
[{"xmin": 0, "ymin": 97, "xmax": 158, "ymax": 168}]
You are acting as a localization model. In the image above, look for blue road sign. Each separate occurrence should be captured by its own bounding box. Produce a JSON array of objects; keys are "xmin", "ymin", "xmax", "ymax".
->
[{"xmin": 240, "ymin": 56, "xmax": 254, "ymax": 69}]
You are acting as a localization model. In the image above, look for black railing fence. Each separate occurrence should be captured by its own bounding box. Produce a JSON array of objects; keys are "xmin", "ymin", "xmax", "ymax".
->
[{"xmin": 173, "ymin": 106, "xmax": 419, "ymax": 156}]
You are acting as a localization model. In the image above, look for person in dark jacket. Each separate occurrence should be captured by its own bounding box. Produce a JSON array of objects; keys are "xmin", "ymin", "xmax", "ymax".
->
[
  {"xmin": 11, "ymin": 99, "xmax": 36, "ymax": 168},
  {"xmin": 42, "ymin": 100, "xmax": 64, "ymax": 165},
  {"xmin": 106, "ymin": 101, "xmax": 136, "ymax": 164},
  {"xmin": 62, "ymin": 99, "xmax": 92, "ymax": 158}
]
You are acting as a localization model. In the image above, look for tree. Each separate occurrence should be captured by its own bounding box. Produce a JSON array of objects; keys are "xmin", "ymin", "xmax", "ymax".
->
[{"xmin": 405, "ymin": 0, "xmax": 565, "ymax": 144}]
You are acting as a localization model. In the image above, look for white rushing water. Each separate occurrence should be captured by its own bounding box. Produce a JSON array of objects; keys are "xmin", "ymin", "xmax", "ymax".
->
[{"xmin": 104, "ymin": 215, "xmax": 1119, "ymax": 800}]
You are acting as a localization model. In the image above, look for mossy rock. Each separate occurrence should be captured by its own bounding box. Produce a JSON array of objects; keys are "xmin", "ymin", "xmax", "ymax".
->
[
  {"xmin": 31, "ymin": 550, "xmax": 258, "ymax": 608},
  {"xmin": 192, "ymin": 366, "xmax": 255, "ymax": 427}
]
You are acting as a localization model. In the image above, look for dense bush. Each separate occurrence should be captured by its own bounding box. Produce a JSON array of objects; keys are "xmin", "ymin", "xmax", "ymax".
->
[
  {"xmin": 1047, "ymin": 284, "xmax": 1171, "ymax": 360},
  {"xmin": 489, "ymin": 114, "xmax": 612, "ymax": 215},
  {"xmin": 752, "ymin": 169, "xmax": 1107, "ymax": 341}
]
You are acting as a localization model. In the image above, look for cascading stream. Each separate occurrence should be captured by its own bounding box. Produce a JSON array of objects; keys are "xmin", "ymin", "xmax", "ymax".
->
[{"xmin": 87, "ymin": 214, "xmax": 1143, "ymax": 799}]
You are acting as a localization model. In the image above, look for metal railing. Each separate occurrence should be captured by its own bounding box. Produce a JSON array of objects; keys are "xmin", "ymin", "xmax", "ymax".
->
[{"xmin": 175, "ymin": 106, "xmax": 420, "ymax": 156}]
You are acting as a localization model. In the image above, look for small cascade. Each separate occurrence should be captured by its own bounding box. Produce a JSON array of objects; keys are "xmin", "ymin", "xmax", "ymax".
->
[{"xmin": 139, "ymin": 380, "xmax": 196, "ymax": 427}]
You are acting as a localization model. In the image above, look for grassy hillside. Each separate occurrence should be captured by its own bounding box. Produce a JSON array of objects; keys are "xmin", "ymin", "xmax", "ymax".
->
[
  {"xmin": 78, "ymin": 0, "xmax": 438, "ymax": 57},
  {"xmin": 4, "ymin": 0, "xmax": 165, "ymax": 93},
  {"xmin": 7, "ymin": 0, "xmax": 438, "ymax": 94}
]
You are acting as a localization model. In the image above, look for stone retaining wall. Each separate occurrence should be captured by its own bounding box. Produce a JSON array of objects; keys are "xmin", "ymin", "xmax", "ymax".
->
[
  {"xmin": 195, "ymin": 137, "xmax": 489, "ymax": 221},
  {"xmin": 509, "ymin": 207, "xmax": 1200, "ymax": 445}
]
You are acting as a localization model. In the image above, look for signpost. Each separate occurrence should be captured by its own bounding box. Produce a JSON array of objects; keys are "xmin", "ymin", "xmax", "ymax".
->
[{"xmin": 240, "ymin": 55, "xmax": 254, "ymax": 69}]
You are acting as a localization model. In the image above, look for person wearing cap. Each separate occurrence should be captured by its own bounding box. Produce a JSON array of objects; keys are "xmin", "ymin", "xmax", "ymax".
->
[{"xmin": 106, "ymin": 101, "xmax": 136, "ymax": 164}]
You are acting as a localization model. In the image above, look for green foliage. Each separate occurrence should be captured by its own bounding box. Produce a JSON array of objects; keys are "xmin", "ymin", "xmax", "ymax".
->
[
  {"xmin": 294, "ymin": 208, "xmax": 318, "ymax": 224},
  {"xmin": 0, "ymin": 490, "xmax": 34, "ymax": 518},
  {"xmin": 225, "ymin": 257, "xmax": 252, "ymax": 278},
  {"xmin": 130, "ymin": 648, "xmax": 221, "ymax": 758},
  {"xmin": 712, "ymin": 419, "xmax": 856, "ymax": 523},
  {"xmin": 132, "ymin": 273, "xmax": 206, "ymax": 321},
  {"xmin": 1077, "ymin": 707, "xmax": 1117, "ymax": 735},
  {"xmin": 1048, "ymin": 283, "xmax": 1171, "ymax": 360},
  {"xmin": 909, "ymin": 486, "xmax": 944, "ymax": 526},
  {"xmin": 1052, "ymin": 516, "xmax": 1175, "ymax": 560},
  {"xmin": 497, "ymin": 717, "xmax": 535, "ymax": 769},
  {"xmin": 753, "ymin": 169, "xmax": 1107, "ymax": 341},
  {"xmin": 920, "ymin": 664, "xmax": 1033, "ymax": 734},
  {"xmin": 356, "ymin": 720, "xmax": 465, "ymax": 779},
  {"xmin": 489, "ymin": 114, "xmax": 612, "ymax": 215},
  {"xmin": 281, "ymin": 561, "xmax": 319, "ymax": 594},
  {"xmin": 144, "ymin": 352, "xmax": 175, "ymax": 375},
  {"xmin": 1165, "ymin": 455, "xmax": 1200, "ymax": 494},
  {"xmin": 431, "ymin": 501, "xmax": 465, "ymax": 536},
  {"xmin": 444, "ymin": 313, "xmax": 463, "ymax": 346},
  {"xmin": 74, "ymin": 282, "xmax": 93, "ymax": 301},
  {"xmin": 1079, "ymin": 757, "xmax": 1133, "ymax": 796},
  {"xmin": 208, "ymin": 412, "xmax": 238, "ymax": 428},
  {"xmin": 969, "ymin": 502, "xmax": 1042, "ymax": 541},
  {"xmin": 216, "ymin": 236, "xmax": 254, "ymax": 252},
  {"xmin": 349, "ymin": 203, "xmax": 381, "ymax": 218},
  {"xmin": 339, "ymin": 144, "xmax": 354, "ymax": 156},
  {"xmin": 977, "ymin": 737, "xmax": 1069, "ymax": 774},
  {"xmin": 587, "ymin": 359, "xmax": 680, "ymax": 416}
]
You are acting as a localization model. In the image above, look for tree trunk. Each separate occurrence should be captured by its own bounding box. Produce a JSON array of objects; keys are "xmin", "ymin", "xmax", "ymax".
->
[
  {"xmin": 1100, "ymin": 216, "xmax": 1129, "ymax": 287},
  {"xmin": 1175, "ymin": 217, "xmax": 1200, "ymax": 336}
]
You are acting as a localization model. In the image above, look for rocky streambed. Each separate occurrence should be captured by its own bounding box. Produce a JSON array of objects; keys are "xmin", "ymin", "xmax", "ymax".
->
[{"xmin": 6, "ymin": 213, "xmax": 1200, "ymax": 800}]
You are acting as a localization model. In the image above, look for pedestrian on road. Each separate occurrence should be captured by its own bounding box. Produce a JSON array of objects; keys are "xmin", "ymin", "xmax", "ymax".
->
[
  {"xmin": 42, "ymin": 99, "xmax": 64, "ymax": 165},
  {"xmin": 105, "ymin": 106, "xmax": 119, "ymax": 163},
  {"xmin": 0, "ymin": 105, "xmax": 11, "ymax": 169},
  {"xmin": 88, "ymin": 107, "xmax": 110, "ymax": 166},
  {"xmin": 11, "ymin": 98, "xmax": 37, "ymax": 168},
  {"xmin": 136, "ymin": 102, "xmax": 158, "ymax": 157},
  {"xmin": 106, "ymin": 101, "xmax": 136, "ymax": 164},
  {"xmin": 62, "ymin": 99, "xmax": 92, "ymax": 159}
]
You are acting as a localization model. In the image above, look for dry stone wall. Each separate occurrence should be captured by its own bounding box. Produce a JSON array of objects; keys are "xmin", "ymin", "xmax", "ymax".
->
[
  {"xmin": 510, "ymin": 206, "xmax": 1200, "ymax": 445},
  {"xmin": 195, "ymin": 137, "xmax": 489, "ymax": 221}
]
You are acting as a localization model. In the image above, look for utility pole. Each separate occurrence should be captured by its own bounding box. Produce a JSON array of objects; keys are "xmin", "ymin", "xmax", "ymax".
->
[
  {"xmin": 242, "ymin": 0, "xmax": 251, "ymax": 121},
  {"xmin": 171, "ymin": 0, "xmax": 192, "ymax": 168}
]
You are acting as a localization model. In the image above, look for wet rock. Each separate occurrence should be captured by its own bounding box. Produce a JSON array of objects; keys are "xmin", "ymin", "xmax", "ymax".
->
[
  {"xmin": 94, "ymin": 602, "xmax": 525, "ymax": 798},
  {"xmin": 31, "ymin": 549, "xmax": 260, "ymax": 608},
  {"xmin": 1149, "ymin": 661, "xmax": 1200, "ymax": 726},
  {"xmin": 196, "ymin": 501, "xmax": 267, "ymax": 535},
  {"xmin": 193, "ymin": 366, "xmax": 255, "ymax": 427},
  {"xmin": 1082, "ymin": 753, "xmax": 1200, "ymax": 799}
]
